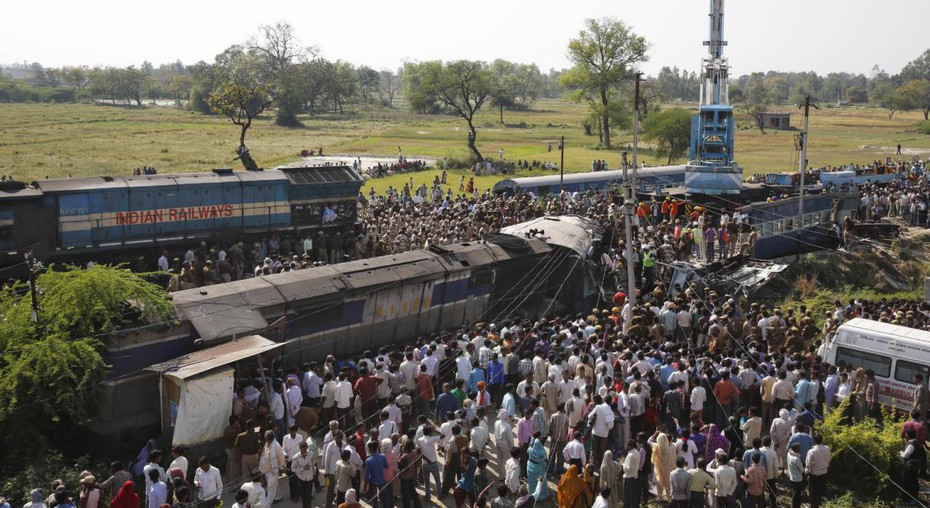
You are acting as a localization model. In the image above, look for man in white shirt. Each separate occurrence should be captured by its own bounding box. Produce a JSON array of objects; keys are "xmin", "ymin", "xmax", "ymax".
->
[
  {"xmin": 193, "ymin": 457, "xmax": 223, "ymax": 506},
  {"xmin": 622, "ymin": 440, "xmax": 642, "ymax": 507},
  {"xmin": 258, "ymin": 431, "xmax": 286, "ymax": 506},
  {"xmin": 168, "ymin": 446, "xmax": 188, "ymax": 480},
  {"xmin": 322, "ymin": 431, "xmax": 345, "ymax": 508},
  {"xmin": 494, "ymin": 410, "xmax": 515, "ymax": 478},
  {"xmin": 417, "ymin": 426, "xmax": 442, "ymax": 501},
  {"xmin": 240, "ymin": 472, "xmax": 266, "ymax": 508},
  {"xmin": 710, "ymin": 449, "xmax": 737, "ymax": 507},
  {"xmin": 587, "ymin": 395, "xmax": 615, "ymax": 468},
  {"xmin": 291, "ymin": 441, "xmax": 316, "ymax": 508},
  {"xmin": 333, "ymin": 373, "xmax": 353, "ymax": 427},
  {"xmin": 399, "ymin": 353, "xmax": 418, "ymax": 391},
  {"xmin": 285, "ymin": 379, "xmax": 303, "ymax": 428},
  {"xmin": 157, "ymin": 251, "xmax": 170, "ymax": 272},
  {"xmin": 302, "ymin": 363, "xmax": 323, "ymax": 407},
  {"xmin": 281, "ymin": 425, "xmax": 304, "ymax": 502},
  {"xmin": 562, "ymin": 431, "xmax": 586, "ymax": 470},
  {"xmin": 142, "ymin": 450, "xmax": 166, "ymax": 499}
]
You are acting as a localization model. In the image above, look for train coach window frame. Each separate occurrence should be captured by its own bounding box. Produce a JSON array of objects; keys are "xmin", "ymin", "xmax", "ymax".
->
[
  {"xmin": 835, "ymin": 346, "xmax": 892, "ymax": 378},
  {"xmin": 894, "ymin": 359, "xmax": 930, "ymax": 384}
]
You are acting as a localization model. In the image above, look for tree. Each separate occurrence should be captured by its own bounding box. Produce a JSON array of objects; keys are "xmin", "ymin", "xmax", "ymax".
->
[
  {"xmin": 248, "ymin": 21, "xmax": 314, "ymax": 126},
  {"xmin": 61, "ymin": 67, "xmax": 89, "ymax": 90},
  {"xmin": 738, "ymin": 73, "xmax": 772, "ymax": 133},
  {"xmin": 356, "ymin": 66, "xmax": 380, "ymax": 110},
  {"xmin": 327, "ymin": 61, "xmax": 357, "ymax": 114},
  {"xmin": 563, "ymin": 17, "xmax": 649, "ymax": 148},
  {"xmin": 378, "ymin": 69, "xmax": 400, "ymax": 107},
  {"xmin": 845, "ymin": 86, "xmax": 868, "ymax": 104},
  {"xmin": 873, "ymin": 82, "xmax": 914, "ymax": 119},
  {"xmin": 489, "ymin": 59, "xmax": 518, "ymax": 123},
  {"xmin": 208, "ymin": 47, "xmax": 275, "ymax": 170},
  {"xmin": 642, "ymin": 108, "xmax": 692, "ymax": 164},
  {"xmin": 900, "ymin": 49, "xmax": 930, "ymax": 82},
  {"xmin": 0, "ymin": 265, "xmax": 173, "ymax": 460},
  {"xmin": 898, "ymin": 79, "xmax": 930, "ymax": 120},
  {"xmin": 403, "ymin": 60, "xmax": 492, "ymax": 161}
]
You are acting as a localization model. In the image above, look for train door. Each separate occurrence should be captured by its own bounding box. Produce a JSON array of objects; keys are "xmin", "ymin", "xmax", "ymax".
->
[
  {"xmin": 156, "ymin": 183, "xmax": 180, "ymax": 237},
  {"xmin": 222, "ymin": 180, "xmax": 243, "ymax": 230},
  {"xmin": 14, "ymin": 207, "xmax": 56, "ymax": 255},
  {"xmin": 57, "ymin": 193, "xmax": 93, "ymax": 248}
]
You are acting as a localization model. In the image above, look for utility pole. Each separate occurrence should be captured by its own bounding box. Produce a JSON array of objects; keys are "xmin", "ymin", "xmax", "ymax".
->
[
  {"xmin": 797, "ymin": 95, "xmax": 818, "ymax": 251},
  {"xmin": 632, "ymin": 73, "xmax": 642, "ymax": 174},
  {"xmin": 559, "ymin": 135, "xmax": 565, "ymax": 193},
  {"xmin": 25, "ymin": 252, "xmax": 42, "ymax": 324},
  {"xmin": 624, "ymin": 73, "xmax": 642, "ymax": 306}
]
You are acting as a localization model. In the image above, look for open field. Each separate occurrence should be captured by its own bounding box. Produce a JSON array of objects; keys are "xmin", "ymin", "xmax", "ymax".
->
[{"xmin": 1, "ymin": 99, "xmax": 928, "ymax": 195}]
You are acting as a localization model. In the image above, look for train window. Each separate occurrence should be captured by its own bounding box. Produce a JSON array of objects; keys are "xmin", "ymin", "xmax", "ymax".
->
[
  {"xmin": 895, "ymin": 359, "xmax": 930, "ymax": 384},
  {"xmin": 0, "ymin": 227, "xmax": 12, "ymax": 244},
  {"xmin": 835, "ymin": 346, "xmax": 891, "ymax": 378}
]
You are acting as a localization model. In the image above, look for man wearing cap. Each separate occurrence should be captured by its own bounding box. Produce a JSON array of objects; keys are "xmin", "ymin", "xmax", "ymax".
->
[{"xmin": 710, "ymin": 449, "xmax": 737, "ymax": 508}]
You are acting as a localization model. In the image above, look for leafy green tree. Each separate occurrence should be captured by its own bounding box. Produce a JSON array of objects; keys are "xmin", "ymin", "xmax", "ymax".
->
[
  {"xmin": 873, "ymin": 82, "xmax": 915, "ymax": 119},
  {"xmin": 562, "ymin": 17, "xmax": 649, "ymax": 149},
  {"xmin": 898, "ymin": 79, "xmax": 930, "ymax": 120},
  {"xmin": 0, "ymin": 265, "xmax": 173, "ymax": 462},
  {"xmin": 490, "ymin": 59, "xmax": 518, "ymax": 123},
  {"xmin": 642, "ymin": 108, "xmax": 692, "ymax": 164},
  {"xmin": 845, "ymin": 86, "xmax": 869, "ymax": 104},
  {"xmin": 327, "ymin": 61, "xmax": 357, "ymax": 114},
  {"xmin": 378, "ymin": 69, "xmax": 400, "ymax": 107},
  {"xmin": 356, "ymin": 66, "xmax": 380, "ymax": 110},
  {"xmin": 248, "ymin": 21, "xmax": 313, "ymax": 126},
  {"xmin": 403, "ymin": 60, "xmax": 492, "ymax": 161},
  {"xmin": 737, "ymin": 73, "xmax": 773, "ymax": 133},
  {"xmin": 208, "ymin": 47, "xmax": 275, "ymax": 169}
]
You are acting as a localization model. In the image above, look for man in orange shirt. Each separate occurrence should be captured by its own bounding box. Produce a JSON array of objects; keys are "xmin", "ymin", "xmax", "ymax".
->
[{"xmin": 713, "ymin": 372, "xmax": 741, "ymax": 428}]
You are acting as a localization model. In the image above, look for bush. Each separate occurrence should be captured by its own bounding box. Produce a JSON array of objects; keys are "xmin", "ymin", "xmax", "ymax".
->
[
  {"xmin": 0, "ymin": 450, "xmax": 107, "ymax": 507},
  {"xmin": 918, "ymin": 120, "xmax": 930, "ymax": 135},
  {"xmin": 815, "ymin": 398, "xmax": 904, "ymax": 501}
]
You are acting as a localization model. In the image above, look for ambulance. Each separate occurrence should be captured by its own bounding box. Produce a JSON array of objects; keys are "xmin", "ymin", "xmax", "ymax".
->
[{"xmin": 822, "ymin": 318, "xmax": 930, "ymax": 412}]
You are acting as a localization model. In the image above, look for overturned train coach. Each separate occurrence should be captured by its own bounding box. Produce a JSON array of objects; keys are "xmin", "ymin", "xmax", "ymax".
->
[{"xmin": 91, "ymin": 216, "xmax": 602, "ymax": 437}]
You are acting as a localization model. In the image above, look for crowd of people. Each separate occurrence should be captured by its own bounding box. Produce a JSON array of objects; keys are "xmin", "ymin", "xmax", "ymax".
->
[
  {"xmin": 12, "ymin": 159, "xmax": 930, "ymax": 508},
  {"xmin": 21, "ymin": 281, "xmax": 930, "ymax": 508}
]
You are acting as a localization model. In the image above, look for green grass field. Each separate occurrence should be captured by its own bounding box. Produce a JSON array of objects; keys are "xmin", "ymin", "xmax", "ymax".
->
[{"xmin": 1, "ymin": 99, "xmax": 928, "ymax": 195}]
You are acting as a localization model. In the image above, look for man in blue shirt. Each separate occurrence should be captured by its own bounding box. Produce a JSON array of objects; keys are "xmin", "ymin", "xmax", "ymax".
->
[
  {"xmin": 501, "ymin": 383, "xmax": 516, "ymax": 419},
  {"xmin": 488, "ymin": 353, "xmax": 505, "ymax": 400},
  {"xmin": 795, "ymin": 372, "xmax": 813, "ymax": 408},
  {"xmin": 435, "ymin": 383, "xmax": 460, "ymax": 422},
  {"xmin": 466, "ymin": 361, "xmax": 486, "ymax": 394},
  {"xmin": 787, "ymin": 424, "xmax": 814, "ymax": 466},
  {"xmin": 364, "ymin": 441, "xmax": 389, "ymax": 508}
]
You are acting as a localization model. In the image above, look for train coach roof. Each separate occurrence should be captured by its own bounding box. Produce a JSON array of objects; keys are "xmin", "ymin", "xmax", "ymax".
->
[
  {"xmin": 171, "ymin": 279, "xmax": 282, "ymax": 340},
  {"xmin": 499, "ymin": 215, "xmax": 602, "ymax": 256},
  {"xmin": 494, "ymin": 165, "xmax": 686, "ymax": 191},
  {"xmin": 32, "ymin": 169, "xmax": 292, "ymax": 193}
]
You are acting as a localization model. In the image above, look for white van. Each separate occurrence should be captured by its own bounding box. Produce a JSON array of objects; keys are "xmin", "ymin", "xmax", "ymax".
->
[{"xmin": 822, "ymin": 317, "xmax": 930, "ymax": 412}]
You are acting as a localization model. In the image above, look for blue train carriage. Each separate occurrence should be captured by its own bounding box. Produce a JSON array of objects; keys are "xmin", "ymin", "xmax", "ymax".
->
[
  {"xmin": 818, "ymin": 168, "xmax": 900, "ymax": 189},
  {"xmin": 278, "ymin": 165, "xmax": 363, "ymax": 231},
  {"xmin": 744, "ymin": 191, "xmax": 859, "ymax": 259},
  {"xmin": 492, "ymin": 165, "xmax": 686, "ymax": 196}
]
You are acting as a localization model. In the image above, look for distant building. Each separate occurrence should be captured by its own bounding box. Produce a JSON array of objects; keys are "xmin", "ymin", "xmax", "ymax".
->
[{"xmin": 761, "ymin": 112, "xmax": 791, "ymax": 130}]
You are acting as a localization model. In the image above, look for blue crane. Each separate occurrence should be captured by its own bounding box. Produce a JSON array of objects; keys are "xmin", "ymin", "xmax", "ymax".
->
[{"xmin": 685, "ymin": 0, "xmax": 743, "ymax": 195}]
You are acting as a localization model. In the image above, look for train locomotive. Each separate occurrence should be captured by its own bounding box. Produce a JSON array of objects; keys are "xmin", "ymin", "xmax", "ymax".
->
[{"xmin": 0, "ymin": 165, "xmax": 363, "ymax": 270}]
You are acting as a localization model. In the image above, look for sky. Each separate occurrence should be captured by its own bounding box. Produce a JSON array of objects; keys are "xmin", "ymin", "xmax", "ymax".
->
[{"xmin": 3, "ymin": 0, "xmax": 928, "ymax": 77}]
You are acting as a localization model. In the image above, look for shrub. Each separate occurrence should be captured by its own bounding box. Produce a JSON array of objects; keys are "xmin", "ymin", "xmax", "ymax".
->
[
  {"xmin": 0, "ymin": 450, "xmax": 107, "ymax": 507},
  {"xmin": 815, "ymin": 398, "xmax": 904, "ymax": 501},
  {"xmin": 918, "ymin": 120, "xmax": 930, "ymax": 135}
]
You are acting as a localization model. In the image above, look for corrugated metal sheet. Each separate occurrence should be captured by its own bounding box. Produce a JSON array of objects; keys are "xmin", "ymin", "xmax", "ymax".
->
[
  {"xmin": 172, "ymin": 279, "xmax": 281, "ymax": 340},
  {"xmin": 278, "ymin": 165, "xmax": 363, "ymax": 184},
  {"xmin": 499, "ymin": 215, "xmax": 602, "ymax": 256},
  {"xmin": 146, "ymin": 335, "xmax": 283, "ymax": 380}
]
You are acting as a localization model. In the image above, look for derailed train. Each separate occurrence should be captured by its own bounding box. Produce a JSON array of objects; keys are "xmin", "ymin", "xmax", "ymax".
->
[{"xmin": 94, "ymin": 216, "xmax": 602, "ymax": 435}]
